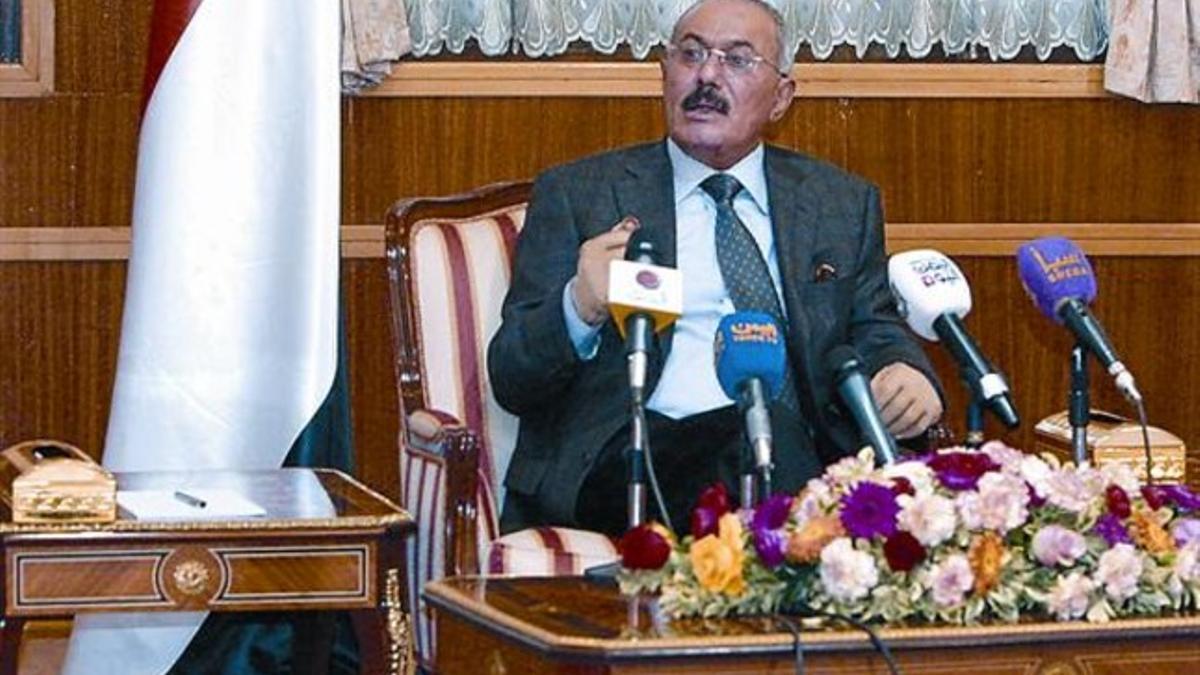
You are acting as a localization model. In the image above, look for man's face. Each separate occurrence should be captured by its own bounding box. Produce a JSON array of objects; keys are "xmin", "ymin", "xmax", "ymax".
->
[{"xmin": 661, "ymin": 0, "xmax": 795, "ymax": 169}]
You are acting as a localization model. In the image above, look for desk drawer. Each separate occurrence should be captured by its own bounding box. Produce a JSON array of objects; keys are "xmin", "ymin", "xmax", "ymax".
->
[{"xmin": 6, "ymin": 540, "xmax": 377, "ymax": 615}]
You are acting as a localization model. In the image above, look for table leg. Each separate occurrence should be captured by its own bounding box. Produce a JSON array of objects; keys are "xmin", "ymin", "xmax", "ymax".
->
[
  {"xmin": 0, "ymin": 617, "xmax": 23, "ymax": 675},
  {"xmin": 353, "ymin": 567, "xmax": 415, "ymax": 675}
]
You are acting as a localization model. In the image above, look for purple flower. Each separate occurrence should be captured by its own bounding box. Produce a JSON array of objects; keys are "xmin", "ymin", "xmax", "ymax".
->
[
  {"xmin": 1161, "ymin": 485, "xmax": 1200, "ymax": 512},
  {"xmin": 927, "ymin": 452, "xmax": 1000, "ymax": 491},
  {"xmin": 840, "ymin": 482, "xmax": 900, "ymax": 539},
  {"xmin": 1172, "ymin": 518, "xmax": 1200, "ymax": 547},
  {"xmin": 751, "ymin": 494, "xmax": 793, "ymax": 568},
  {"xmin": 1093, "ymin": 513, "xmax": 1133, "ymax": 546}
]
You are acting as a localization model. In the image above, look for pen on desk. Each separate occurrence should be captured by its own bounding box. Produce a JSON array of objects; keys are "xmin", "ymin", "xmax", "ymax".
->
[{"xmin": 173, "ymin": 491, "xmax": 207, "ymax": 509}]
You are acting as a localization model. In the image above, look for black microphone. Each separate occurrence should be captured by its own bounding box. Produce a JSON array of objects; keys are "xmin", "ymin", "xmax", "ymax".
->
[
  {"xmin": 888, "ymin": 250, "xmax": 1019, "ymax": 429},
  {"xmin": 827, "ymin": 345, "xmax": 899, "ymax": 465}
]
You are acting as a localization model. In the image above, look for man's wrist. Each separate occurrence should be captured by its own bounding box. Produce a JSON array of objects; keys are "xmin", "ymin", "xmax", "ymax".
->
[{"xmin": 569, "ymin": 277, "xmax": 605, "ymax": 326}]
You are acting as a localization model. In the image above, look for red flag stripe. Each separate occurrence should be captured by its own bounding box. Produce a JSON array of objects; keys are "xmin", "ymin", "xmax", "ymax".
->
[{"xmin": 141, "ymin": 0, "xmax": 204, "ymax": 117}]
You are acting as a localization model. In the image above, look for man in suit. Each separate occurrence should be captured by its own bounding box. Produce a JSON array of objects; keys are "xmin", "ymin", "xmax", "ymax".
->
[{"xmin": 488, "ymin": 0, "xmax": 942, "ymax": 536}]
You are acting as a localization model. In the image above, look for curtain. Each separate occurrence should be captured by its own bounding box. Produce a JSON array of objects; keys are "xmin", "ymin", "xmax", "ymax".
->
[
  {"xmin": 400, "ymin": 0, "xmax": 1110, "ymax": 60},
  {"xmin": 1105, "ymin": 0, "xmax": 1200, "ymax": 103},
  {"xmin": 342, "ymin": 0, "xmax": 414, "ymax": 92}
]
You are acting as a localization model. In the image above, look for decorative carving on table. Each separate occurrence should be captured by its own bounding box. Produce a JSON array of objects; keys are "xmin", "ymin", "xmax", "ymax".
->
[
  {"xmin": 384, "ymin": 567, "xmax": 416, "ymax": 675},
  {"xmin": 159, "ymin": 546, "xmax": 223, "ymax": 608}
]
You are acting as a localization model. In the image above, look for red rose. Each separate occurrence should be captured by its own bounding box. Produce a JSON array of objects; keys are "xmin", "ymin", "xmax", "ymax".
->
[
  {"xmin": 691, "ymin": 506, "xmax": 720, "ymax": 540},
  {"xmin": 619, "ymin": 523, "xmax": 671, "ymax": 570},
  {"xmin": 1106, "ymin": 484, "xmax": 1132, "ymax": 519},
  {"xmin": 1143, "ymin": 486, "xmax": 1166, "ymax": 511},
  {"xmin": 883, "ymin": 531, "xmax": 927, "ymax": 572},
  {"xmin": 891, "ymin": 477, "xmax": 915, "ymax": 496},
  {"xmin": 696, "ymin": 482, "xmax": 731, "ymax": 516}
]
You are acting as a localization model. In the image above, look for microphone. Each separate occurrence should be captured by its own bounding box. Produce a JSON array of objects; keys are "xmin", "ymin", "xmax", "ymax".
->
[
  {"xmin": 1016, "ymin": 237, "xmax": 1142, "ymax": 404},
  {"xmin": 608, "ymin": 229, "xmax": 682, "ymax": 403},
  {"xmin": 826, "ymin": 345, "xmax": 899, "ymax": 465},
  {"xmin": 714, "ymin": 311, "xmax": 787, "ymax": 496},
  {"xmin": 888, "ymin": 249, "xmax": 1019, "ymax": 428}
]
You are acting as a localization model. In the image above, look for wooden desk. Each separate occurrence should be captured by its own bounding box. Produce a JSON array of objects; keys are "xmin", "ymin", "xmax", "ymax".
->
[
  {"xmin": 427, "ymin": 576, "xmax": 1200, "ymax": 674},
  {"xmin": 0, "ymin": 469, "xmax": 415, "ymax": 675}
]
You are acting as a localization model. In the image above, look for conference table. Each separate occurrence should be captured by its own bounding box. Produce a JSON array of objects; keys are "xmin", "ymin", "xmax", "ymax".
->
[
  {"xmin": 0, "ymin": 468, "xmax": 415, "ymax": 675},
  {"xmin": 426, "ymin": 575, "xmax": 1200, "ymax": 674}
]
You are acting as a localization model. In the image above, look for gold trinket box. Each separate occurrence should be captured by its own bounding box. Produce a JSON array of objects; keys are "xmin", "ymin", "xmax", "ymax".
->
[
  {"xmin": 1034, "ymin": 410, "xmax": 1187, "ymax": 485},
  {"xmin": 0, "ymin": 440, "xmax": 116, "ymax": 523}
]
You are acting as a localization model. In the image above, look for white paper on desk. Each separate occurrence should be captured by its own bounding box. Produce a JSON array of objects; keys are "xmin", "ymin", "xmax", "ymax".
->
[{"xmin": 117, "ymin": 488, "xmax": 267, "ymax": 520}]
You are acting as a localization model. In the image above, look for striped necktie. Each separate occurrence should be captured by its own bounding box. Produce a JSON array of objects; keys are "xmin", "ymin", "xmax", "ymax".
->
[{"xmin": 701, "ymin": 172, "xmax": 800, "ymax": 414}]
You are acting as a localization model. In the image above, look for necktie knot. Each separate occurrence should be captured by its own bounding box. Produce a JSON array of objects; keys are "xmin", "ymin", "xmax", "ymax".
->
[{"xmin": 700, "ymin": 173, "xmax": 743, "ymax": 207}]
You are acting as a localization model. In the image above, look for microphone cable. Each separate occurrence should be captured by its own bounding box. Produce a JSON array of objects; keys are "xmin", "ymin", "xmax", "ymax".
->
[
  {"xmin": 770, "ymin": 613, "xmax": 805, "ymax": 675},
  {"xmin": 1134, "ymin": 397, "xmax": 1154, "ymax": 486},
  {"xmin": 635, "ymin": 404, "xmax": 673, "ymax": 532},
  {"xmin": 793, "ymin": 606, "xmax": 902, "ymax": 675}
]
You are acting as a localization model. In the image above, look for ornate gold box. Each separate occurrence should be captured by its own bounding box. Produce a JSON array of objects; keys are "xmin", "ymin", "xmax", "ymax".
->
[
  {"xmin": 0, "ymin": 440, "xmax": 116, "ymax": 523},
  {"xmin": 1034, "ymin": 410, "xmax": 1187, "ymax": 485}
]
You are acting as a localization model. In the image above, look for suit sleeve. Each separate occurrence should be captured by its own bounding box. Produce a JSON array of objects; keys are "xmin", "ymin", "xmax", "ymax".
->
[
  {"xmin": 848, "ymin": 185, "xmax": 944, "ymax": 400},
  {"xmin": 487, "ymin": 170, "xmax": 590, "ymax": 415}
]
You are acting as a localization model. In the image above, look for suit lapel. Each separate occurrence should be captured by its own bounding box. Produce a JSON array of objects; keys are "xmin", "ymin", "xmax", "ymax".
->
[
  {"xmin": 765, "ymin": 147, "xmax": 818, "ymax": 393},
  {"xmin": 613, "ymin": 142, "xmax": 678, "ymax": 358}
]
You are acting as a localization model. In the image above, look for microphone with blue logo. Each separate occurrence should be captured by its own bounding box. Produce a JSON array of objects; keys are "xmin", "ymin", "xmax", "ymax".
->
[
  {"xmin": 1016, "ymin": 237, "xmax": 1141, "ymax": 404},
  {"xmin": 714, "ymin": 311, "xmax": 787, "ymax": 506}
]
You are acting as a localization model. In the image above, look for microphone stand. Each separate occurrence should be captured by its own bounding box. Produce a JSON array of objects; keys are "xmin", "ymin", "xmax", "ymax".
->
[
  {"xmin": 1069, "ymin": 343, "xmax": 1090, "ymax": 466},
  {"xmin": 961, "ymin": 366, "xmax": 985, "ymax": 448},
  {"xmin": 627, "ymin": 397, "xmax": 648, "ymax": 529}
]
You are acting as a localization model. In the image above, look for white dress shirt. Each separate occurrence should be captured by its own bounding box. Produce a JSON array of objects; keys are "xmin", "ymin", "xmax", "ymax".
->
[{"xmin": 563, "ymin": 139, "xmax": 786, "ymax": 419}]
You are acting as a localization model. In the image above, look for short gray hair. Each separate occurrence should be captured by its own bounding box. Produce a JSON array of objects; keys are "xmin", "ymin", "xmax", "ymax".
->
[{"xmin": 671, "ymin": 0, "xmax": 794, "ymax": 74}]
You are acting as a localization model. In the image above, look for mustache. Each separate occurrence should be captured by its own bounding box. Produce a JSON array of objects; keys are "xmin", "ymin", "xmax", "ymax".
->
[{"xmin": 681, "ymin": 84, "xmax": 730, "ymax": 115}]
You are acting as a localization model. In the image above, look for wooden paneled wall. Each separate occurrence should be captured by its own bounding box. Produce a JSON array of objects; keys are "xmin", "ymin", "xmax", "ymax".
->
[{"xmin": 1, "ymin": 1, "xmax": 1198, "ymax": 501}]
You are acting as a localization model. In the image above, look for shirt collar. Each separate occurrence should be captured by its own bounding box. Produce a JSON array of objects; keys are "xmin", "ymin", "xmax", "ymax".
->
[{"xmin": 667, "ymin": 138, "xmax": 769, "ymax": 216}]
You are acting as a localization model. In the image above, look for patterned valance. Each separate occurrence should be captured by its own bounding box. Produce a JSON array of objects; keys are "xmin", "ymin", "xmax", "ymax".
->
[{"xmin": 403, "ymin": 0, "xmax": 1110, "ymax": 61}]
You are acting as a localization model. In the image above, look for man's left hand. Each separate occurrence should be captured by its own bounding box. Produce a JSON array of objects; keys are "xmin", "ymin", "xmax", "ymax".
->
[{"xmin": 870, "ymin": 363, "xmax": 943, "ymax": 439}]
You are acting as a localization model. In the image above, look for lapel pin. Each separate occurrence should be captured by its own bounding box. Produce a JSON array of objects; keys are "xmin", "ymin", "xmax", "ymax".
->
[{"xmin": 813, "ymin": 262, "xmax": 838, "ymax": 282}]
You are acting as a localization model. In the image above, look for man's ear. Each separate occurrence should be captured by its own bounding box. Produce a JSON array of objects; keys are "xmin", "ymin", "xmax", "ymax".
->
[{"xmin": 769, "ymin": 76, "xmax": 796, "ymax": 122}]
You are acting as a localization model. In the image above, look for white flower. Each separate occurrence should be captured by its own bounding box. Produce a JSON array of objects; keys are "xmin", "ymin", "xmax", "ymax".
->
[
  {"xmin": 1031, "ymin": 525, "xmax": 1087, "ymax": 567},
  {"xmin": 794, "ymin": 479, "xmax": 834, "ymax": 524},
  {"xmin": 897, "ymin": 493, "xmax": 957, "ymax": 546},
  {"xmin": 1095, "ymin": 544, "xmax": 1144, "ymax": 601},
  {"xmin": 980, "ymin": 440, "xmax": 1024, "ymax": 472},
  {"xmin": 1047, "ymin": 572, "xmax": 1095, "ymax": 620},
  {"xmin": 1043, "ymin": 465, "xmax": 1105, "ymax": 513},
  {"xmin": 981, "ymin": 473, "xmax": 1030, "ymax": 531},
  {"xmin": 825, "ymin": 449, "xmax": 877, "ymax": 487},
  {"xmin": 927, "ymin": 554, "xmax": 974, "ymax": 607},
  {"xmin": 1099, "ymin": 462, "xmax": 1141, "ymax": 494},
  {"xmin": 819, "ymin": 538, "xmax": 879, "ymax": 602},
  {"xmin": 881, "ymin": 460, "xmax": 936, "ymax": 494},
  {"xmin": 1174, "ymin": 541, "xmax": 1200, "ymax": 583},
  {"xmin": 1018, "ymin": 455, "xmax": 1053, "ymax": 498}
]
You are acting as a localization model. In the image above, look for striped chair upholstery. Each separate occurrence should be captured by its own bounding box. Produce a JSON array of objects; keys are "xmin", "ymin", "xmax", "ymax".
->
[{"xmin": 385, "ymin": 182, "xmax": 618, "ymax": 669}]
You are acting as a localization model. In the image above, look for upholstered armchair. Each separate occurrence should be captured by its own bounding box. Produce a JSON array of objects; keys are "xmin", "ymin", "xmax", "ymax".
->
[{"xmin": 384, "ymin": 182, "xmax": 619, "ymax": 669}]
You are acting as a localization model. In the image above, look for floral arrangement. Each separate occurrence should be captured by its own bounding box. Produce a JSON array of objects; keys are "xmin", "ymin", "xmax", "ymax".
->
[{"xmin": 618, "ymin": 442, "xmax": 1200, "ymax": 625}]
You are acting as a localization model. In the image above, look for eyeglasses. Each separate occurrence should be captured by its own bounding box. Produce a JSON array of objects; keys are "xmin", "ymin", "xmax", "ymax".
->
[{"xmin": 666, "ymin": 39, "xmax": 785, "ymax": 78}]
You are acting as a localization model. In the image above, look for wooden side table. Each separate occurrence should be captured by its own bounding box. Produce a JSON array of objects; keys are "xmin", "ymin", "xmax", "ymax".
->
[
  {"xmin": 0, "ymin": 468, "xmax": 415, "ymax": 675},
  {"xmin": 427, "ymin": 576, "xmax": 1200, "ymax": 674}
]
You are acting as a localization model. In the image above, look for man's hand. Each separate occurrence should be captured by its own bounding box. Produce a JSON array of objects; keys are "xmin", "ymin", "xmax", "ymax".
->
[
  {"xmin": 570, "ymin": 217, "xmax": 640, "ymax": 325},
  {"xmin": 870, "ymin": 362, "xmax": 943, "ymax": 439}
]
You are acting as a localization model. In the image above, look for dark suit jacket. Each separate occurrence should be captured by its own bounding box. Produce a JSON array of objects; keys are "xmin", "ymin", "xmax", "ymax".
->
[{"xmin": 487, "ymin": 141, "xmax": 939, "ymax": 529}]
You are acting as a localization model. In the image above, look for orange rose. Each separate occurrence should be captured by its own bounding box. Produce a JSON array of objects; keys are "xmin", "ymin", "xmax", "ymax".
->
[
  {"xmin": 690, "ymin": 513, "xmax": 746, "ymax": 596},
  {"xmin": 1130, "ymin": 509, "xmax": 1175, "ymax": 555},
  {"xmin": 786, "ymin": 515, "xmax": 845, "ymax": 564},
  {"xmin": 969, "ymin": 532, "xmax": 1005, "ymax": 595}
]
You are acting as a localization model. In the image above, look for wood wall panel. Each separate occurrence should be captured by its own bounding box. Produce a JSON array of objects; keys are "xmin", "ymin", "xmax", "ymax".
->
[{"xmin": 2, "ymin": 0, "xmax": 1200, "ymax": 503}]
